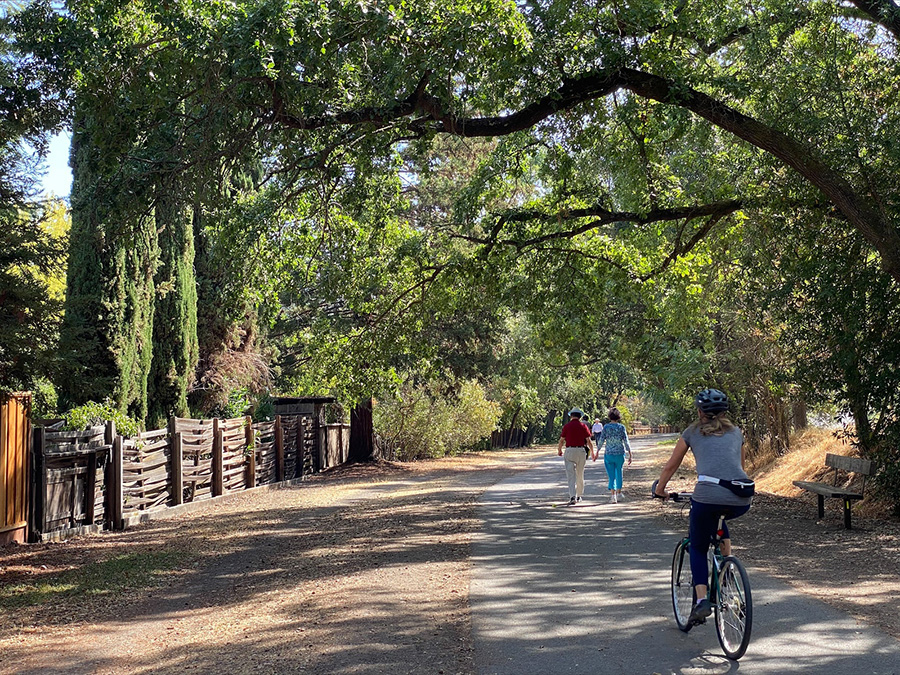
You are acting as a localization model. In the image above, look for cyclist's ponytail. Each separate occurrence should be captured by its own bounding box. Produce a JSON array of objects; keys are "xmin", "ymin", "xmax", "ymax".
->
[{"xmin": 691, "ymin": 411, "xmax": 736, "ymax": 436}]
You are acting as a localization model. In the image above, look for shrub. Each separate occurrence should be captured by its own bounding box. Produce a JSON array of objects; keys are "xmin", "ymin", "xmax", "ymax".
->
[
  {"xmin": 64, "ymin": 399, "xmax": 141, "ymax": 438},
  {"xmin": 31, "ymin": 379, "xmax": 59, "ymax": 419},
  {"xmin": 374, "ymin": 379, "xmax": 500, "ymax": 461}
]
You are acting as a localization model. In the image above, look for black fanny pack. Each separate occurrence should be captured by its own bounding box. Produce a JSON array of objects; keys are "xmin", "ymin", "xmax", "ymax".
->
[{"xmin": 698, "ymin": 475, "xmax": 756, "ymax": 498}]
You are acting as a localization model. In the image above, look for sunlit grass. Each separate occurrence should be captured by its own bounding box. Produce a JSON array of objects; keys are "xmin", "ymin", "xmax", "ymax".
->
[{"xmin": 0, "ymin": 550, "xmax": 187, "ymax": 609}]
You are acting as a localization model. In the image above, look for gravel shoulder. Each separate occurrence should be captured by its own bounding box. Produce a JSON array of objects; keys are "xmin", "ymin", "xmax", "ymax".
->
[{"xmin": 1, "ymin": 439, "xmax": 898, "ymax": 674}]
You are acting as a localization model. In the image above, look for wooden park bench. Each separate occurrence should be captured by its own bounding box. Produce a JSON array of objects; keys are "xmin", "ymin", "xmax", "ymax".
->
[{"xmin": 793, "ymin": 453, "xmax": 873, "ymax": 529}]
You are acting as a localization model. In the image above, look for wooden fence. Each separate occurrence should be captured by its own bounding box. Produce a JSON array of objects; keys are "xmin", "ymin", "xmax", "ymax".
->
[
  {"xmin": 325, "ymin": 423, "xmax": 350, "ymax": 467},
  {"xmin": 30, "ymin": 424, "xmax": 112, "ymax": 540},
  {"xmin": 1, "ymin": 393, "xmax": 31, "ymax": 545},
  {"xmin": 631, "ymin": 424, "xmax": 680, "ymax": 436},
  {"xmin": 27, "ymin": 412, "xmax": 348, "ymax": 542}
]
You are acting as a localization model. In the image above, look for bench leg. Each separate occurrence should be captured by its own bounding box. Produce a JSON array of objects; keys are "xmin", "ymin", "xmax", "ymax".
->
[
  {"xmin": 817, "ymin": 494, "xmax": 825, "ymax": 519},
  {"xmin": 843, "ymin": 499, "xmax": 852, "ymax": 530}
]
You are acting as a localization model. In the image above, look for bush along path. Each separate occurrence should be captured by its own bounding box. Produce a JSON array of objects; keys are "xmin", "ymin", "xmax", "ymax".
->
[{"xmin": 469, "ymin": 436, "xmax": 900, "ymax": 674}]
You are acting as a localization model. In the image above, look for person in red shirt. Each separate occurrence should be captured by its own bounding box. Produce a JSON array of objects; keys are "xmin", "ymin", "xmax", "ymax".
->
[{"xmin": 557, "ymin": 408, "xmax": 593, "ymax": 505}]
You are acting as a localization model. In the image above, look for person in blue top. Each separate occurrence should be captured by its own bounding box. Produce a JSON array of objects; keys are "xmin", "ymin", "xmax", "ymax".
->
[{"xmin": 592, "ymin": 407, "xmax": 632, "ymax": 503}]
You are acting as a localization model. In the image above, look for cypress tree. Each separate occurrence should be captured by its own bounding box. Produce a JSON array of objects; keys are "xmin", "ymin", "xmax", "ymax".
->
[
  {"xmin": 58, "ymin": 108, "xmax": 157, "ymax": 421},
  {"xmin": 146, "ymin": 181, "xmax": 199, "ymax": 428}
]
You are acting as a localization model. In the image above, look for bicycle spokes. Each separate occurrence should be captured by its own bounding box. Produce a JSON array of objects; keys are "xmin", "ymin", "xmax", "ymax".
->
[{"xmin": 715, "ymin": 558, "xmax": 753, "ymax": 659}]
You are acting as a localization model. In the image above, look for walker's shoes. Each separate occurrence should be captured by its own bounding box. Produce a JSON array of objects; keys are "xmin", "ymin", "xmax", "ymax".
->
[
  {"xmin": 608, "ymin": 493, "xmax": 618, "ymax": 504},
  {"xmin": 689, "ymin": 599, "xmax": 713, "ymax": 625},
  {"xmin": 568, "ymin": 497, "xmax": 577, "ymax": 505},
  {"xmin": 616, "ymin": 492, "xmax": 626, "ymax": 502},
  {"xmin": 575, "ymin": 496, "xmax": 582, "ymax": 503}
]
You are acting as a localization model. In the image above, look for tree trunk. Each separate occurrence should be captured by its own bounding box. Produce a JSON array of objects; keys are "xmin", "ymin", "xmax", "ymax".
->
[
  {"xmin": 543, "ymin": 410, "xmax": 558, "ymax": 439},
  {"xmin": 506, "ymin": 406, "xmax": 521, "ymax": 448},
  {"xmin": 348, "ymin": 397, "xmax": 376, "ymax": 463},
  {"xmin": 791, "ymin": 400, "xmax": 808, "ymax": 431}
]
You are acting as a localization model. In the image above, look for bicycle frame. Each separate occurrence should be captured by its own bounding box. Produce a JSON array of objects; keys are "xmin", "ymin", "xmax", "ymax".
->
[
  {"xmin": 664, "ymin": 491, "xmax": 753, "ymax": 660},
  {"xmin": 675, "ymin": 521, "xmax": 725, "ymax": 606}
]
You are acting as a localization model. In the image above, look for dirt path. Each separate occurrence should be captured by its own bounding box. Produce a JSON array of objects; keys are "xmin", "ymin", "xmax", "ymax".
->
[
  {"xmin": 1, "ymin": 439, "xmax": 898, "ymax": 674},
  {"xmin": 0, "ymin": 451, "xmax": 536, "ymax": 675}
]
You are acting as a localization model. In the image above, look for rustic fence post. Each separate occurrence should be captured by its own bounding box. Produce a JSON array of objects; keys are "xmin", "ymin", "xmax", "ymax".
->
[
  {"xmin": 169, "ymin": 417, "xmax": 183, "ymax": 506},
  {"xmin": 85, "ymin": 450, "xmax": 98, "ymax": 526},
  {"xmin": 316, "ymin": 405, "xmax": 326, "ymax": 472},
  {"xmin": 244, "ymin": 416, "xmax": 256, "ymax": 489},
  {"xmin": 294, "ymin": 417, "xmax": 306, "ymax": 478},
  {"xmin": 110, "ymin": 435, "xmax": 124, "ymax": 530},
  {"xmin": 30, "ymin": 426, "xmax": 45, "ymax": 542},
  {"xmin": 104, "ymin": 420, "xmax": 123, "ymax": 530},
  {"xmin": 103, "ymin": 420, "xmax": 122, "ymax": 530},
  {"xmin": 212, "ymin": 418, "xmax": 224, "ymax": 497},
  {"xmin": 275, "ymin": 415, "xmax": 284, "ymax": 482}
]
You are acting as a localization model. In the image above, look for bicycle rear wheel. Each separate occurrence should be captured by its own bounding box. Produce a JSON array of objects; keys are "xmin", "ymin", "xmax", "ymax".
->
[
  {"xmin": 671, "ymin": 539, "xmax": 693, "ymax": 632},
  {"xmin": 715, "ymin": 556, "xmax": 752, "ymax": 659}
]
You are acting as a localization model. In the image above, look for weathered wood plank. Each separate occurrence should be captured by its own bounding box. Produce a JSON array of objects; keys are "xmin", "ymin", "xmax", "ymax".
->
[
  {"xmin": 825, "ymin": 453, "xmax": 872, "ymax": 475},
  {"xmin": 123, "ymin": 464, "xmax": 169, "ymax": 485},
  {"xmin": 45, "ymin": 428, "xmax": 105, "ymax": 441},
  {"xmin": 122, "ymin": 456, "xmax": 169, "ymax": 472},
  {"xmin": 124, "ymin": 438, "xmax": 169, "ymax": 454},
  {"xmin": 793, "ymin": 480, "xmax": 863, "ymax": 499}
]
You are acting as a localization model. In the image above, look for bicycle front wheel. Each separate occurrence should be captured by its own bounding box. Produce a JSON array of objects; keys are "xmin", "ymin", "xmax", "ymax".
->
[
  {"xmin": 715, "ymin": 556, "xmax": 752, "ymax": 659},
  {"xmin": 671, "ymin": 539, "xmax": 693, "ymax": 632}
]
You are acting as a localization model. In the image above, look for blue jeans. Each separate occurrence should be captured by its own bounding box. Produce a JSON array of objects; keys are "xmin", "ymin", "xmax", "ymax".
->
[
  {"xmin": 689, "ymin": 500, "xmax": 751, "ymax": 587},
  {"xmin": 603, "ymin": 453, "xmax": 625, "ymax": 490}
]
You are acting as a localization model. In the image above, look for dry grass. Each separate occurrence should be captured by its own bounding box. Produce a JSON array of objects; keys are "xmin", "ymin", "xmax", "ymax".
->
[
  {"xmin": 748, "ymin": 427, "xmax": 895, "ymax": 517},
  {"xmin": 749, "ymin": 428, "xmax": 849, "ymax": 496}
]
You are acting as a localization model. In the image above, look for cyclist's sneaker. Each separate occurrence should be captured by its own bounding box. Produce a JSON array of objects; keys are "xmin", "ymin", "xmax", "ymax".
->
[{"xmin": 689, "ymin": 598, "xmax": 713, "ymax": 625}]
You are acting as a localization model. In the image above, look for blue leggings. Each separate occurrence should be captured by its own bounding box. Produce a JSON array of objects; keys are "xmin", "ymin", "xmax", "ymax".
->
[
  {"xmin": 689, "ymin": 500, "xmax": 750, "ymax": 587},
  {"xmin": 603, "ymin": 453, "xmax": 625, "ymax": 490}
]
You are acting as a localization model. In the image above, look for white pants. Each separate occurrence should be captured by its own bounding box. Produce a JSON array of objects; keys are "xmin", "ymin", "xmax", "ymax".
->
[{"xmin": 563, "ymin": 446, "xmax": 587, "ymax": 498}]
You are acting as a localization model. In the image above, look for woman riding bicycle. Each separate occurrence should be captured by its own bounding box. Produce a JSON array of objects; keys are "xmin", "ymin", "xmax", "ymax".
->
[{"xmin": 653, "ymin": 388, "xmax": 753, "ymax": 626}]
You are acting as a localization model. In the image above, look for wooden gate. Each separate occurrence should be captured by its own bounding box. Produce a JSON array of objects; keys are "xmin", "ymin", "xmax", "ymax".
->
[{"xmin": 1, "ymin": 392, "xmax": 31, "ymax": 545}]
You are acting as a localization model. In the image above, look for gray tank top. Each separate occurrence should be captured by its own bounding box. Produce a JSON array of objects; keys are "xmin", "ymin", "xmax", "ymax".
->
[{"xmin": 682, "ymin": 426, "xmax": 751, "ymax": 506}]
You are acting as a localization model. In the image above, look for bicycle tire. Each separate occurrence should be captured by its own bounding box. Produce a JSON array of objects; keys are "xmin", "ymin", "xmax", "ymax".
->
[
  {"xmin": 715, "ymin": 556, "xmax": 753, "ymax": 660},
  {"xmin": 671, "ymin": 539, "xmax": 693, "ymax": 632}
]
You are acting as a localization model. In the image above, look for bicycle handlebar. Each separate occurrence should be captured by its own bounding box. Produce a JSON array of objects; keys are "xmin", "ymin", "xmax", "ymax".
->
[{"xmin": 650, "ymin": 480, "xmax": 692, "ymax": 502}]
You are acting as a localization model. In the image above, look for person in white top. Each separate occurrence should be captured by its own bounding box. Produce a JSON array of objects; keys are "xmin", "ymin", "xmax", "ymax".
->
[{"xmin": 591, "ymin": 418, "xmax": 604, "ymax": 452}]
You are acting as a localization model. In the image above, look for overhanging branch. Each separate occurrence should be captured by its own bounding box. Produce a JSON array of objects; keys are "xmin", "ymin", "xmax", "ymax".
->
[
  {"xmin": 847, "ymin": 0, "xmax": 900, "ymax": 39},
  {"xmin": 454, "ymin": 199, "xmax": 743, "ymax": 251},
  {"xmin": 268, "ymin": 62, "xmax": 900, "ymax": 282}
]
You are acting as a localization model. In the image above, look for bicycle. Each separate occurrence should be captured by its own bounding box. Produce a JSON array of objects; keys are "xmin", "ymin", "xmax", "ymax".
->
[{"xmin": 653, "ymin": 484, "xmax": 753, "ymax": 660}]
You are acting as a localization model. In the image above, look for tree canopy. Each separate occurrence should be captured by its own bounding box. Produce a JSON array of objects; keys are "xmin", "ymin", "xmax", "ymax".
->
[{"xmin": 5, "ymin": 0, "xmax": 900, "ymax": 505}]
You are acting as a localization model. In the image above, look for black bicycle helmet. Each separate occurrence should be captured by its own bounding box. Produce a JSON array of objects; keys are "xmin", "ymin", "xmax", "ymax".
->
[{"xmin": 695, "ymin": 388, "xmax": 729, "ymax": 415}]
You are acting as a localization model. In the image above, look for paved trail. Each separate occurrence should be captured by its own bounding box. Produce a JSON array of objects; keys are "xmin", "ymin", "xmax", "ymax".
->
[{"xmin": 470, "ymin": 437, "xmax": 900, "ymax": 675}]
